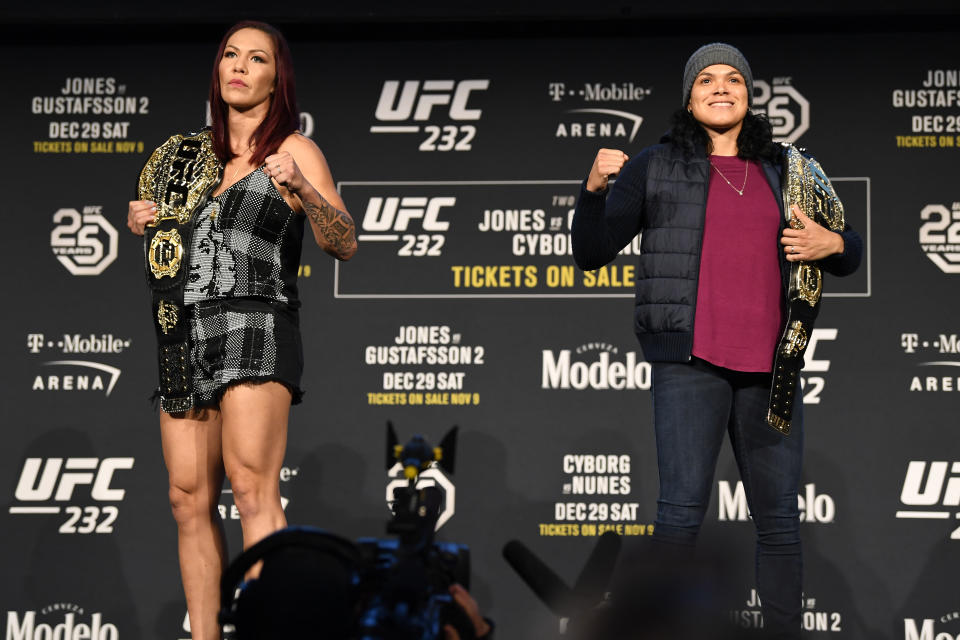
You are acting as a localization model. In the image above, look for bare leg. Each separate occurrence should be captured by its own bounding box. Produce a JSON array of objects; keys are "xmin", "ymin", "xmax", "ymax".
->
[
  {"xmin": 160, "ymin": 407, "xmax": 227, "ymax": 640},
  {"xmin": 221, "ymin": 382, "xmax": 291, "ymax": 555}
]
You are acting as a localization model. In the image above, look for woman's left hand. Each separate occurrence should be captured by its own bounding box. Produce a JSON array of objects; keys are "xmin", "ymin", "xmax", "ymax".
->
[
  {"xmin": 264, "ymin": 151, "xmax": 307, "ymax": 194},
  {"xmin": 781, "ymin": 205, "xmax": 844, "ymax": 262}
]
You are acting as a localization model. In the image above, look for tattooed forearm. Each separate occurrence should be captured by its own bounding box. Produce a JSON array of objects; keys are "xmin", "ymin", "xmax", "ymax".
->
[{"xmin": 303, "ymin": 195, "xmax": 357, "ymax": 260}]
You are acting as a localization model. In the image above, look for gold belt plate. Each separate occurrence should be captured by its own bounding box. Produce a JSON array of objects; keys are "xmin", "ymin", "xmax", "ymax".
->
[
  {"xmin": 139, "ymin": 130, "xmax": 222, "ymax": 227},
  {"xmin": 148, "ymin": 228, "xmax": 184, "ymax": 279},
  {"xmin": 783, "ymin": 144, "xmax": 845, "ymax": 232},
  {"xmin": 157, "ymin": 300, "xmax": 179, "ymax": 335}
]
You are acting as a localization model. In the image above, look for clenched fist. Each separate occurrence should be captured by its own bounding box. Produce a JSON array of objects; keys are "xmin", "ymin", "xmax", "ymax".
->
[
  {"xmin": 586, "ymin": 148, "xmax": 630, "ymax": 192},
  {"xmin": 263, "ymin": 151, "xmax": 307, "ymax": 195}
]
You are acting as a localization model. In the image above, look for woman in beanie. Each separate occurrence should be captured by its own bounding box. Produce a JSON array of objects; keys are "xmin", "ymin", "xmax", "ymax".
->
[{"xmin": 571, "ymin": 43, "xmax": 861, "ymax": 638}]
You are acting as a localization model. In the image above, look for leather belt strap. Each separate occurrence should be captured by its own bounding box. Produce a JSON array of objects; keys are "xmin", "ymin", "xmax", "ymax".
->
[
  {"xmin": 767, "ymin": 144, "xmax": 845, "ymax": 435},
  {"xmin": 139, "ymin": 130, "xmax": 222, "ymax": 413}
]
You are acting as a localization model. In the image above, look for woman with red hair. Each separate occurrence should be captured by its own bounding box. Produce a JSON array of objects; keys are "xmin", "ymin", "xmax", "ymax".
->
[{"xmin": 127, "ymin": 21, "xmax": 356, "ymax": 639}]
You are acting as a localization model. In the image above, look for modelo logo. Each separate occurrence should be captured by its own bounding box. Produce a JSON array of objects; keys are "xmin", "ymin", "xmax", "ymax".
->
[
  {"xmin": 15, "ymin": 457, "xmax": 133, "ymax": 503},
  {"xmin": 371, "ymin": 80, "xmax": 489, "ymax": 152},
  {"xmin": 542, "ymin": 332, "xmax": 833, "ymax": 395},
  {"xmin": 919, "ymin": 202, "xmax": 960, "ymax": 273},
  {"xmin": 5, "ymin": 611, "xmax": 118, "ymax": 640},
  {"xmin": 897, "ymin": 461, "xmax": 960, "ymax": 539},
  {"xmin": 904, "ymin": 618, "xmax": 960, "ymax": 640},
  {"xmin": 718, "ymin": 481, "xmax": 835, "ymax": 523},
  {"xmin": 751, "ymin": 78, "xmax": 810, "ymax": 143},
  {"xmin": 50, "ymin": 207, "xmax": 118, "ymax": 276},
  {"xmin": 541, "ymin": 350, "xmax": 651, "ymax": 390}
]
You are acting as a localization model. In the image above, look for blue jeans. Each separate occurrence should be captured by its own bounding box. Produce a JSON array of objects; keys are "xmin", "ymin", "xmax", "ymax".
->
[{"xmin": 651, "ymin": 357, "xmax": 803, "ymax": 639}]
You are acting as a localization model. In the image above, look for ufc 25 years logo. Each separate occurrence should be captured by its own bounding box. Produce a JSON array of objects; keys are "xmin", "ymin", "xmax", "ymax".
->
[
  {"xmin": 10, "ymin": 457, "xmax": 134, "ymax": 534},
  {"xmin": 919, "ymin": 201, "xmax": 960, "ymax": 273},
  {"xmin": 50, "ymin": 206, "xmax": 118, "ymax": 275},
  {"xmin": 371, "ymin": 80, "xmax": 489, "ymax": 151},
  {"xmin": 751, "ymin": 77, "xmax": 810, "ymax": 143}
]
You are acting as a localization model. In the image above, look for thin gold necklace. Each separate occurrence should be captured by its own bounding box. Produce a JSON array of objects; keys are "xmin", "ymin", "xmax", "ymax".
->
[
  {"xmin": 710, "ymin": 159, "xmax": 748, "ymax": 196},
  {"xmin": 228, "ymin": 147, "xmax": 253, "ymax": 183}
]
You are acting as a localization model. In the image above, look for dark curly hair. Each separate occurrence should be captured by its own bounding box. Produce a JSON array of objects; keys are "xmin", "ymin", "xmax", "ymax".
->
[{"xmin": 668, "ymin": 109, "xmax": 781, "ymax": 162}]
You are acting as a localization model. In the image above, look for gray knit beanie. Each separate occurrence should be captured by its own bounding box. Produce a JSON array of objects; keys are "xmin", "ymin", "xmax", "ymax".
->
[{"xmin": 682, "ymin": 42, "xmax": 754, "ymax": 107}]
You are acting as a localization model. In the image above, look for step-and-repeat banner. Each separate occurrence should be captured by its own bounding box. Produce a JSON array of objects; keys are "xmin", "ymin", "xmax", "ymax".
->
[{"xmin": 2, "ymin": 31, "xmax": 958, "ymax": 640}]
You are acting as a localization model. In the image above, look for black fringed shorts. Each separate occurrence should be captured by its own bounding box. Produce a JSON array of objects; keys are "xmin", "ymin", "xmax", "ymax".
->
[{"xmin": 188, "ymin": 297, "xmax": 304, "ymax": 408}]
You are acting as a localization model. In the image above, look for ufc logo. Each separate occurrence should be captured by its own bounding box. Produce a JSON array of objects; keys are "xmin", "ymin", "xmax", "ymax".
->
[
  {"xmin": 802, "ymin": 328, "xmax": 836, "ymax": 372},
  {"xmin": 361, "ymin": 197, "xmax": 455, "ymax": 232},
  {"xmin": 51, "ymin": 207, "xmax": 119, "ymax": 276},
  {"xmin": 900, "ymin": 461, "xmax": 960, "ymax": 506},
  {"xmin": 375, "ymin": 80, "xmax": 489, "ymax": 122},
  {"xmin": 15, "ymin": 457, "xmax": 134, "ymax": 502}
]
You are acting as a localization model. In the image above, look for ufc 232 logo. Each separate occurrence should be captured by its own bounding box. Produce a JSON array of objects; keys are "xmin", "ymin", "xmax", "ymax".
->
[
  {"xmin": 896, "ymin": 460, "xmax": 960, "ymax": 540},
  {"xmin": 51, "ymin": 206, "xmax": 118, "ymax": 275},
  {"xmin": 10, "ymin": 457, "xmax": 134, "ymax": 534},
  {"xmin": 919, "ymin": 202, "xmax": 960, "ymax": 273},
  {"xmin": 751, "ymin": 78, "xmax": 810, "ymax": 143},
  {"xmin": 800, "ymin": 328, "xmax": 837, "ymax": 404},
  {"xmin": 359, "ymin": 196, "xmax": 455, "ymax": 256},
  {"xmin": 371, "ymin": 80, "xmax": 489, "ymax": 151}
]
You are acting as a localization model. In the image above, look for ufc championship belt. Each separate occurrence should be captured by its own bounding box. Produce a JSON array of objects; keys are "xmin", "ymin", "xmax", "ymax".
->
[
  {"xmin": 139, "ymin": 129, "xmax": 222, "ymax": 413},
  {"xmin": 766, "ymin": 144, "xmax": 844, "ymax": 435}
]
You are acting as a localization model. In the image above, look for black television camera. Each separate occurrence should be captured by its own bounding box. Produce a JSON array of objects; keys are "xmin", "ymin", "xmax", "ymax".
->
[{"xmin": 219, "ymin": 424, "xmax": 474, "ymax": 640}]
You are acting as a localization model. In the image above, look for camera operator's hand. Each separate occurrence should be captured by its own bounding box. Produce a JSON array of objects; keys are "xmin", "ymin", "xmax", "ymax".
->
[{"xmin": 444, "ymin": 584, "xmax": 492, "ymax": 640}]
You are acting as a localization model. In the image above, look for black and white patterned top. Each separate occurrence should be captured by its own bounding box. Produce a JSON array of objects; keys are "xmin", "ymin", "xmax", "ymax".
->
[{"xmin": 184, "ymin": 168, "xmax": 304, "ymax": 307}]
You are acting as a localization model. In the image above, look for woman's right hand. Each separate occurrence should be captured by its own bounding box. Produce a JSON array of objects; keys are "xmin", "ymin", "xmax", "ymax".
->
[
  {"xmin": 586, "ymin": 148, "xmax": 630, "ymax": 192},
  {"xmin": 127, "ymin": 200, "xmax": 156, "ymax": 236}
]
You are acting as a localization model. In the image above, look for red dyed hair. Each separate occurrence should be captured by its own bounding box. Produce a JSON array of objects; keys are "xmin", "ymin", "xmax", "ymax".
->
[{"xmin": 208, "ymin": 21, "xmax": 299, "ymax": 166}]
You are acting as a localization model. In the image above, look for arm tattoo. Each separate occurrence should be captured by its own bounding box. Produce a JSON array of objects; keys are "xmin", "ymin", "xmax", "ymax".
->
[{"xmin": 303, "ymin": 196, "xmax": 356, "ymax": 258}]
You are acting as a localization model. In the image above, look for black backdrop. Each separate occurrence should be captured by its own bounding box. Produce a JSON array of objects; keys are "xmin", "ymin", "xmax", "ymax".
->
[{"xmin": 3, "ymin": 4, "xmax": 960, "ymax": 639}]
